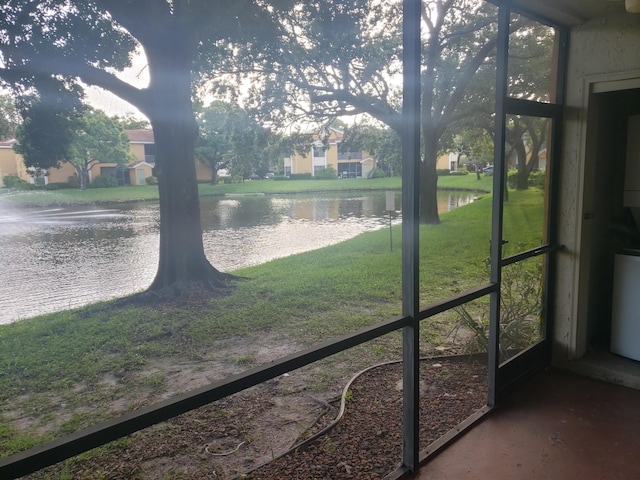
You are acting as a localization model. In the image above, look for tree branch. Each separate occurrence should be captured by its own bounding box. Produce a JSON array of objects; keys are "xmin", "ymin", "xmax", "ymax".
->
[{"xmin": 6, "ymin": 56, "xmax": 150, "ymax": 115}]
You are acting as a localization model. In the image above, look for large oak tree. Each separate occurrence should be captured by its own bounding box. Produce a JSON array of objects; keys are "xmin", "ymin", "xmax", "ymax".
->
[
  {"xmin": 0, "ymin": 0, "xmax": 287, "ymax": 296},
  {"xmin": 221, "ymin": 0, "xmax": 554, "ymax": 223},
  {"xmin": 218, "ymin": 0, "xmax": 502, "ymax": 224}
]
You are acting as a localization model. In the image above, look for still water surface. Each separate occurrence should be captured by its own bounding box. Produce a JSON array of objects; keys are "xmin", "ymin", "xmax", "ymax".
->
[{"xmin": 0, "ymin": 191, "xmax": 475, "ymax": 323}]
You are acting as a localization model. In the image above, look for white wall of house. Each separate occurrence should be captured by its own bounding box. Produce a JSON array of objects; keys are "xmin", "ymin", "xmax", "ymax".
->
[{"xmin": 555, "ymin": 13, "xmax": 640, "ymax": 364}]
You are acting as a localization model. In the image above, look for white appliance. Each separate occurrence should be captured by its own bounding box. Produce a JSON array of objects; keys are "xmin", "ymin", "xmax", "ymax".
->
[
  {"xmin": 611, "ymin": 253, "xmax": 640, "ymax": 361},
  {"xmin": 611, "ymin": 114, "xmax": 640, "ymax": 361}
]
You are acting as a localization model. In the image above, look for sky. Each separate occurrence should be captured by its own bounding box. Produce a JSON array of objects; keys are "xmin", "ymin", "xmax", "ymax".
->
[
  {"xmin": 85, "ymin": 86, "xmax": 144, "ymax": 119},
  {"xmin": 84, "ymin": 51, "xmax": 149, "ymax": 120}
]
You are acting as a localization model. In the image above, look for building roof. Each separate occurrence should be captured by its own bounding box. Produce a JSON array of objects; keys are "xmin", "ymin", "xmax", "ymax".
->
[
  {"xmin": 126, "ymin": 129, "xmax": 155, "ymax": 143},
  {"xmin": 127, "ymin": 161, "xmax": 154, "ymax": 169},
  {"xmin": 3, "ymin": 131, "xmax": 154, "ymax": 148}
]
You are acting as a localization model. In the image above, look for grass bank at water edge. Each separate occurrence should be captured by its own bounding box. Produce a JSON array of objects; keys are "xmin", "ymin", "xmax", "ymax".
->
[
  {"xmin": 1, "ymin": 182, "xmax": 541, "ymax": 464},
  {"xmin": 0, "ymin": 174, "xmax": 493, "ymax": 207}
]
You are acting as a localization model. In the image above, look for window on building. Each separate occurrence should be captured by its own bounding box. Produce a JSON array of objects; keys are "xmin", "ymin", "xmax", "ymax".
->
[
  {"xmin": 144, "ymin": 143, "xmax": 156, "ymax": 163},
  {"xmin": 337, "ymin": 162, "xmax": 361, "ymax": 178},
  {"xmin": 338, "ymin": 151, "xmax": 363, "ymax": 160}
]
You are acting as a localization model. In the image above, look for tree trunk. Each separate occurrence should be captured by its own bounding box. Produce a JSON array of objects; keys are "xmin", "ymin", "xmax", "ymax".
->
[
  {"xmin": 71, "ymin": 162, "xmax": 87, "ymax": 190},
  {"xmin": 143, "ymin": 41, "xmax": 230, "ymax": 296},
  {"xmin": 419, "ymin": 128, "xmax": 441, "ymax": 225},
  {"xmin": 515, "ymin": 142, "xmax": 529, "ymax": 191},
  {"xmin": 210, "ymin": 158, "xmax": 218, "ymax": 185}
]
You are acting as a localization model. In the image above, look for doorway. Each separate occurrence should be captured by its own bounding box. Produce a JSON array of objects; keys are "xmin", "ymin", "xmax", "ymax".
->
[
  {"xmin": 137, "ymin": 168, "xmax": 146, "ymax": 186},
  {"xmin": 576, "ymin": 84, "xmax": 640, "ymax": 363}
]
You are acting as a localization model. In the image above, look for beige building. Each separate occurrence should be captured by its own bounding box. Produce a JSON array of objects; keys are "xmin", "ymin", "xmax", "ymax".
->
[
  {"xmin": 281, "ymin": 129, "xmax": 480, "ymax": 176},
  {"xmin": 1, "ymin": 128, "xmax": 215, "ymax": 187},
  {"xmin": 284, "ymin": 127, "xmax": 376, "ymax": 178},
  {"xmin": 0, "ymin": 138, "xmax": 28, "ymax": 184}
]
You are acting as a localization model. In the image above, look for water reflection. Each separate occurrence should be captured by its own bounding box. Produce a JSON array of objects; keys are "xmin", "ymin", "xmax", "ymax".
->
[{"xmin": 0, "ymin": 190, "xmax": 476, "ymax": 323}]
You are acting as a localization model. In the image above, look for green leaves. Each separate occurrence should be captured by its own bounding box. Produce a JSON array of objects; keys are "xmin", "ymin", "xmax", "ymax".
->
[
  {"xmin": 0, "ymin": 94, "xmax": 20, "ymax": 140},
  {"xmin": 75, "ymin": 109, "xmax": 133, "ymax": 167},
  {"xmin": 0, "ymin": 1, "xmax": 136, "ymax": 86},
  {"xmin": 15, "ymin": 103, "xmax": 132, "ymax": 188},
  {"xmin": 14, "ymin": 93, "xmax": 86, "ymax": 171}
]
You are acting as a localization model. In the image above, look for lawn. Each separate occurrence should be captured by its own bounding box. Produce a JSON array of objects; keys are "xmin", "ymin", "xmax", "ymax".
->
[
  {"xmin": 1, "ymin": 175, "xmax": 540, "ymax": 464},
  {"xmin": 0, "ymin": 173, "xmax": 493, "ymax": 207}
]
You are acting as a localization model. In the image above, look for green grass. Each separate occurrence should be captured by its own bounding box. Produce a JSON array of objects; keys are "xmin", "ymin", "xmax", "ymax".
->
[
  {"xmin": 0, "ymin": 173, "xmax": 493, "ymax": 207},
  {"xmin": 0, "ymin": 187, "xmax": 538, "ymax": 393},
  {"xmin": 0, "ymin": 184, "xmax": 162, "ymax": 206},
  {"xmin": 0, "ymin": 175, "xmax": 536, "ymax": 458},
  {"xmin": 0, "ymin": 424, "xmax": 52, "ymax": 457},
  {"xmin": 434, "ymin": 173, "xmax": 493, "ymax": 192}
]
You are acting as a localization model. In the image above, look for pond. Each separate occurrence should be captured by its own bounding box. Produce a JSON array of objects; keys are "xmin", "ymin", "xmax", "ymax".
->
[{"xmin": 0, "ymin": 190, "xmax": 476, "ymax": 323}]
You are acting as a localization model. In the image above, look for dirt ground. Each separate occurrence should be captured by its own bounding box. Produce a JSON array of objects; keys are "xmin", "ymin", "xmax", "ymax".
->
[{"xmin": 26, "ymin": 355, "xmax": 487, "ymax": 479}]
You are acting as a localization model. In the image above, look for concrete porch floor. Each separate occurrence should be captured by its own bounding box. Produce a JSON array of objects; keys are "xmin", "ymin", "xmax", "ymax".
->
[{"xmin": 414, "ymin": 366, "xmax": 640, "ymax": 480}]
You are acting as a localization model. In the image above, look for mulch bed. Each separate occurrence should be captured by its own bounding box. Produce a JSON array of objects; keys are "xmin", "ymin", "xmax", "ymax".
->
[
  {"xmin": 24, "ymin": 357, "xmax": 487, "ymax": 479},
  {"xmin": 246, "ymin": 357, "xmax": 487, "ymax": 479}
]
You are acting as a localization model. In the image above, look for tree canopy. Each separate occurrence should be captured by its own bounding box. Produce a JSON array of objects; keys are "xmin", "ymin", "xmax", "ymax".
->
[
  {"xmin": 13, "ymin": 91, "xmax": 86, "ymax": 178},
  {"xmin": 341, "ymin": 122, "xmax": 402, "ymax": 177},
  {"xmin": 214, "ymin": 0, "xmax": 554, "ymax": 222},
  {"xmin": 215, "ymin": 0, "xmax": 502, "ymax": 223},
  {"xmin": 0, "ymin": 93, "xmax": 19, "ymax": 140},
  {"xmin": 196, "ymin": 102, "xmax": 285, "ymax": 183},
  {"xmin": 112, "ymin": 114, "xmax": 151, "ymax": 131},
  {"xmin": 15, "ymin": 103, "xmax": 132, "ymax": 189}
]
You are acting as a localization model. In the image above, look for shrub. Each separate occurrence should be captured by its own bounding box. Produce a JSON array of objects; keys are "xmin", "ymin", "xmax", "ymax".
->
[
  {"xmin": 2, "ymin": 175, "xmax": 32, "ymax": 189},
  {"xmin": 67, "ymin": 175, "xmax": 81, "ymax": 189},
  {"xmin": 436, "ymin": 169, "xmax": 450, "ymax": 176},
  {"xmin": 314, "ymin": 165, "xmax": 337, "ymax": 180},
  {"xmin": 369, "ymin": 168, "xmax": 386, "ymax": 179},
  {"xmin": 529, "ymin": 171, "xmax": 546, "ymax": 189},
  {"xmin": 145, "ymin": 176, "xmax": 158, "ymax": 185},
  {"xmin": 44, "ymin": 182, "xmax": 70, "ymax": 190},
  {"xmin": 507, "ymin": 170, "xmax": 546, "ymax": 190},
  {"xmin": 2, "ymin": 175, "xmax": 20, "ymax": 188},
  {"xmin": 274, "ymin": 175, "xmax": 289, "ymax": 181},
  {"xmin": 89, "ymin": 175, "xmax": 118, "ymax": 188},
  {"xmin": 449, "ymin": 169, "xmax": 469, "ymax": 176},
  {"xmin": 451, "ymin": 252, "xmax": 543, "ymax": 362},
  {"xmin": 289, "ymin": 173, "xmax": 312, "ymax": 180}
]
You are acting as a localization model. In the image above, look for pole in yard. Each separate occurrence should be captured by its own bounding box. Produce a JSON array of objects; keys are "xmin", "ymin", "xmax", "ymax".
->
[{"xmin": 386, "ymin": 191, "xmax": 395, "ymax": 251}]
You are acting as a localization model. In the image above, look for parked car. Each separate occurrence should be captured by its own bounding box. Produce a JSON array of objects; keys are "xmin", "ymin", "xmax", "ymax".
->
[
  {"xmin": 483, "ymin": 165, "xmax": 494, "ymax": 175},
  {"xmin": 264, "ymin": 172, "xmax": 275, "ymax": 179},
  {"xmin": 247, "ymin": 173, "xmax": 261, "ymax": 180}
]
